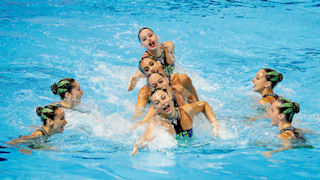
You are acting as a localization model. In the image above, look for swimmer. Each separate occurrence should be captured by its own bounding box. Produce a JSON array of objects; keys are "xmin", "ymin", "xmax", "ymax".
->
[
  {"xmin": 51, "ymin": 78, "xmax": 84, "ymax": 109},
  {"xmin": 252, "ymin": 68, "xmax": 283, "ymax": 105},
  {"xmin": 6, "ymin": 104, "xmax": 67, "ymax": 153},
  {"xmin": 132, "ymin": 72, "xmax": 196, "ymax": 128},
  {"xmin": 249, "ymin": 68, "xmax": 283, "ymax": 121},
  {"xmin": 263, "ymin": 97, "xmax": 305, "ymax": 157},
  {"xmin": 128, "ymin": 27, "xmax": 175, "ymax": 91},
  {"xmin": 134, "ymin": 57, "xmax": 199, "ymax": 118},
  {"xmin": 131, "ymin": 88, "xmax": 219, "ymax": 156}
]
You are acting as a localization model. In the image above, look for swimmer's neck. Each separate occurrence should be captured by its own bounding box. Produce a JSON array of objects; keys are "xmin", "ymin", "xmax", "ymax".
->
[
  {"xmin": 261, "ymin": 88, "xmax": 274, "ymax": 97},
  {"xmin": 42, "ymin": 126, "xmax": 52, "ymax": 136},
  {"xmin": 147, "ymin": 47, "xmax": 162, "ymax": 57},
  {"xmin": 278, "ymin": 121, "xmax": 292, "ymax": 131},
  {"xmin": 60, "ymin": 100, "xmax": 73, "ymax": 109}
]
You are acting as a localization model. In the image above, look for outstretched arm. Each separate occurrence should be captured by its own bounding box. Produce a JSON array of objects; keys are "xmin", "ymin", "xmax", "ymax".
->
[
  {"xmin": 7, "ymin": 131, "xmax": 42, "ymax": 145},
  {"xmin": 183, "ymin": 101, "xmax": 218, "ymax": 136},
  {"xmin": 6, "ymin": 131, "xmax": 43, "ymax": 155},
  {"xmin": 131, "ymin": 105, "xmax": 158, "ymax": 131},
  {"xmin": 263, "ymin": 138, "xmax": 291, "ymax": 158},
  {"xmin": 131, "ymin": 119, "xmax": 157, "ymax": 156}
]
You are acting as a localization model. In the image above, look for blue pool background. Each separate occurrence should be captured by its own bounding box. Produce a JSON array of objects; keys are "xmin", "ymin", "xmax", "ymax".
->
[{"xmin": 1, "ymin": 0, "xmax": 320, "ymax": 179}]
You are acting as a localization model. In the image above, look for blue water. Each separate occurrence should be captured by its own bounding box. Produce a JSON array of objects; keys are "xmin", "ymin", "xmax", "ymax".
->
[{"xmin": 1, "ymin": 0, "xmax": 320, "ymax": 179}]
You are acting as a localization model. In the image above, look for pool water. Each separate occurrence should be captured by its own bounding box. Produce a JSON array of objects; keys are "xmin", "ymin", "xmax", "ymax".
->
[{"xmin": 1, "ymin": 0, "xmax": 320, "ymax": 179}]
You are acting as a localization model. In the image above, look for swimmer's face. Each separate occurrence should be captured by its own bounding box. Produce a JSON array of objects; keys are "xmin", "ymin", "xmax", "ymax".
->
[
  {"xmin": 148, "ymin": 73, "xmax": 170, "ymax": 91},
  {"xmin": 268, "ymin": 101, "xmax": 281, "ymax": 126},
  {"xmin": 52, "ymin": 107, "xmax": 67, "ymax": 134},
  {"xmin": 140, "ymin": 58, "xmax": 163, "ymax": 75},
  {"xmin": 70, "ymin": 80, "xmax": 83, "ymax": 106},
  {"xmin": 139, "ymin": 29, "xmax": 159, "ymax": 51},
  {"xmin": 151, "ymin": 90, "xmax": 174, "ymax": 116},
  {"xmin": 252, "ymin": 69, "xmax": 270, "ymax": 93}
]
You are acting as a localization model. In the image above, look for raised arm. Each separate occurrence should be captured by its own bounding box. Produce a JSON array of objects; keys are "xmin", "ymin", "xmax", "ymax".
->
[
  {"xmin": 161, "ymin": 41, "xmax": 175, "ymax": 65},
  {"xmin": 134, "ymin": 85, "xmax": 152, "ymax": 119},
  {"xmin": 127, "ymin": 70, "xmax": 146, "ymax": 91},
  {"xmin": 172, "ymin": 84, "xmax": 196, "ymax": 104},
  {"xmin": 177, "ymin": 74, "xmax": 199, "ymax": 101},
  {"xmin": 182, "ymin": 101, "xmax": 218, "ymax": 136}
]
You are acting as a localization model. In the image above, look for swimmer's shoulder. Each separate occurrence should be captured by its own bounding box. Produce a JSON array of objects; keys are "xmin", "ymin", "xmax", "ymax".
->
[{"xmin": 278, "ymin": 131, "xmax": 295, "ymax": 140}]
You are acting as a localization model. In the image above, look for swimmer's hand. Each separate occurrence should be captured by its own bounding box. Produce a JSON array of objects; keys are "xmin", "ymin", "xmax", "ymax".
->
[
  {"xmin": 19, "ymin": 148, "xmax": 32, "ymax": 155},
  {"xmin": 128, "ymin": 74, "xmax": 139, "ymax": 91},
  {"xmin": 248, "ymin": 117, "xmax": 258, "ymax": 121},
  {"xmin": 263, "ymin": 151, "xmax": 272, "ymax": 158},
  {"xmin": 130, "ymin": 123, "xmax": 139, "ymax": 131},
  {"xmin": 130, "ymin": 146, "xmax": 139, "ymax": 156},
  {"xmin": 212, "ymin": 123, "xmax": 219, "ymax": 137}
]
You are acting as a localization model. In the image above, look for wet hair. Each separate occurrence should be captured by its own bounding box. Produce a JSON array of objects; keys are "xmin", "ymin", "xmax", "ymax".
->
[
  {"xmin": 36, "ymin": 104, "xmax": 60, "ymax": 126},
  {"xmin": 138, "ymin": 57, "xmax": 149, "ymax": 75},
  {"xmin": 277, "ymin": 97, "xmax": 300, "ymax": 123},
  {"xmin": 263, "ymin": 68, "xmax": 283, "ymax": 89},
  {"xmin": 138, "ymin": 27, "xmax": 154, "ymax": 42},
  {"xmin": 51, "ymin": 78, "xmax": 75, "ymax": 99},
  {"xmin": 150, "ymin": 88, "xmax": 169, "ymax": 101},
  {"xmin": 147, "ymin": 72, "xmax": 167, "ymax": 89}
]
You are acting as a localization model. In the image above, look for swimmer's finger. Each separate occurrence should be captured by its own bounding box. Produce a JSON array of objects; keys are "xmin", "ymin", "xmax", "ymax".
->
[
  {"xmin": 130, "ymin": 147, "xmax": 139, "ymax": 156},
  {"xmin": 262, "ymin": 151, "xmax": 272, "ymax": 158},
  {"xmin": 19, "ymin": 148, "xmax": 32, "ymax": 155}
]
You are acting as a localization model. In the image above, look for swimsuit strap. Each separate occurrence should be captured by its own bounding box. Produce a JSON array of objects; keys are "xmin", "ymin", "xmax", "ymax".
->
[
  {"xmin": 169, "ymin": 108, "xmax": 184, "ymax": 134},
  {"xmin": 172, "ymin": 92, "xmax": 180, "ymax": 108},
  {"xmin": 37, "ymin": 127, "xmax": 49, "ymax": 137},
  {"xmin": 262, "ymin": 93, "xmax": 278, "ymax": 99},
  {"xmin": 56, "ymin": 103, "xmax": 70, "ymax": 109}
]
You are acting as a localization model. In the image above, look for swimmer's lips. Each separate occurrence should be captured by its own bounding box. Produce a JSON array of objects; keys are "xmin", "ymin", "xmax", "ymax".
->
[
  {"xmin": 162, "ymin": 104, "xmax": 171, "ymax": 113},
  {"xmin": 149, "ymin": 41, "xmax": 155, "ymax": 48}
]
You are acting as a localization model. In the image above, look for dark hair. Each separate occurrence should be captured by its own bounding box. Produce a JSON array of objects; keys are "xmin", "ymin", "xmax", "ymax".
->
[
  {"xmin": 147, "ymin": 72, "xmax": 167, "ymax": 89},
  {"xmin": 277, "ymin": 98, "xmax": 300, "ymax": 123},
  {"xmin": 263, "ymin": 68, "xmax": 283, "ymax": 89},
  {"xmin": 51, "ymin": 78, "xmax": 75, "ymax": 99},
  {"xmin": 36, "ymin": 104, "xmax": 60, "ymax": 125},
  {"xmin": 138, "ymin": 27, "xmax": 154, "ymax": 42}
]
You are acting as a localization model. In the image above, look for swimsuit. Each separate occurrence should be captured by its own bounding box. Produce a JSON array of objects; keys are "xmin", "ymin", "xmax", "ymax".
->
[
  {"xmin": 280, "ymin": 126, "xmax": 306, "ymax": 143},
  {"xmin": 169, "ymin": 108, "xmax": 193, "ymax": 138}
]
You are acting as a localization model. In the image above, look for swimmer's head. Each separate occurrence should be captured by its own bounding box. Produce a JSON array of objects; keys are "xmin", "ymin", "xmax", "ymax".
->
[
  {"xmin": 150, "ymin": 88, "xmax": 175, "ymax": 116},
  {"xmin": 147, "ymin": 72, "xmax": 170, "ymax": 91},
  {"xmin": 268, "ymin": 97, "xmax": 300, "ymax": 125},
  {"xmin": 51, "ymin": 78, "xmax": 84, "ymax": 106},
  {"xmin": 139, "ymin": 57, "xmax": 163, "ymax": 76},
  {"xmin": 36, "ymin": 104, "xmax": 67, "ymax": 134},
  {"xmin": 138, "ymin": 27, "xmax": 159, "ymax": 51},
  {"xmin": 252, "ymin": 68, "xmax": 283, "ymax": 93}
]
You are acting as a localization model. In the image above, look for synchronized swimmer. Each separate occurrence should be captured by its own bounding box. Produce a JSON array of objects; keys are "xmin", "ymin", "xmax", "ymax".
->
[{"xmin": 6, "ymin": 27, "xmax": 309, "ymax": 158}]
